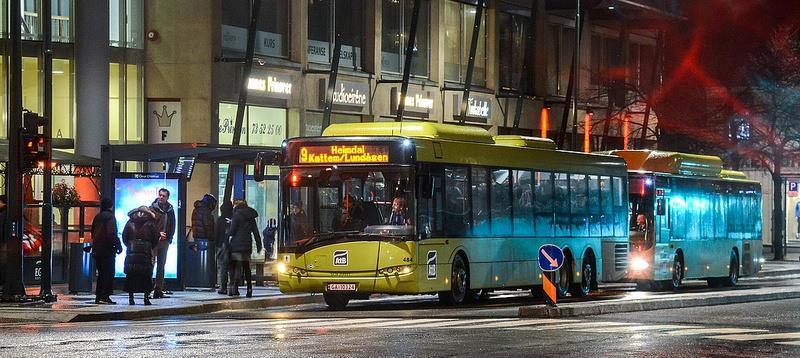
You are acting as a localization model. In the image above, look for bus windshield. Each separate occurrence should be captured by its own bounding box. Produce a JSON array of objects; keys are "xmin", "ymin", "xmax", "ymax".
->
[
  {"xmin": 629, "ymin": 175, "xmax": 655, "ymax": 251},
  {"xmin": 282, "ymin": 166, "xmax": 414, "ymax": 248}
]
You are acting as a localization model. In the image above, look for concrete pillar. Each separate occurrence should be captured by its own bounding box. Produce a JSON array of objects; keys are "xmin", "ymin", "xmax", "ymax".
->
[{"xmin": 75, "ymin": 0, "xmax": 109, "ymax": 158}]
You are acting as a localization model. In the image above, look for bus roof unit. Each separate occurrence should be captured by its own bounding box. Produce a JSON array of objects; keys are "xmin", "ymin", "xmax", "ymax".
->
[
  {"xmin": 610, "ymin": 150, "xmax": 724, "ymax": 177},
  {"xmin": 493, "ymin": 135, "xmax": 557, "ymax": 150},
  {"xmin": 322, "ymin": 121, "xmax": 494, "ymax": 144}
]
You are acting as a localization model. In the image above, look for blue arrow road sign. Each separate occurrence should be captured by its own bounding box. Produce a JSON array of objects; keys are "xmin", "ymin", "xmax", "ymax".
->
[{"xmin": 538, "ymin": 244, "xmax": 564, "ymax": 272}]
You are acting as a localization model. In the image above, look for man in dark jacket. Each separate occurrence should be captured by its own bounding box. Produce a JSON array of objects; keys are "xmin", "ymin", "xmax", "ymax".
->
[
  {"xmin": 91, "ymin": 197, "xmax": 122, "ymax": 304},
  {"xmin": 150, "ymin": 188, "xmax": 176, "ymax": 298}
]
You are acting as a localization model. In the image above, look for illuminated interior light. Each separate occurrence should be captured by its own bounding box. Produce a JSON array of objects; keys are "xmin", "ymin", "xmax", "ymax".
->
[
  {"xmin": 583, "ymin": 112, "xmax": 592, "ymax": 153},
  {"xmin": 540, "ymin": 107, "xmax": 549, "ymax": 139}
]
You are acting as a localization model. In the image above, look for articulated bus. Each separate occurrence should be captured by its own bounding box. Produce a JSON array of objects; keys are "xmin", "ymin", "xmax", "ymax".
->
[
  {"xmin": 608, "ymin": 150, "xmax": 763, "ymax": 290},
  {"xmin": 270, "ymin": 122, "xmax": 630, "ymax": 308}
]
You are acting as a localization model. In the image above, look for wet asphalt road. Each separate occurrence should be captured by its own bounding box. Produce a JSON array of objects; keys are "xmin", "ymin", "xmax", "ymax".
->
[{"xmin": 2, "ymin": 275, "xmax": 800, "ymax": 357}]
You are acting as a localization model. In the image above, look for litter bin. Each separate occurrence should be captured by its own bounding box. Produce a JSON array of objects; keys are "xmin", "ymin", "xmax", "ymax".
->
[
  {"xmin": 68, "ymin": 243, "xmax": 94, "ymax": 294},
  {"xmin": 183, "ymin": 239, "xmax": 214, "ymax": 288}
]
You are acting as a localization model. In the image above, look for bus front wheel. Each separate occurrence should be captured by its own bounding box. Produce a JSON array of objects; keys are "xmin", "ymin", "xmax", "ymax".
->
[
  {"xmin": 323, "ymin": 293, "xmax": 351, "ymax": 310},
  {"xmin": 439, "ymin": 254, "xmax": 469, "ymax": 305},
  {"xmin": 671, "ymin": 254, "xmax": 684, "ymax": 290}
]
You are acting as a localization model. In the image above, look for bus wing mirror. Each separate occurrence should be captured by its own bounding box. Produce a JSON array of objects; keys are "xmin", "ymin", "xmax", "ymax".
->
[
  {"xmin": 254, "ymin": 151, "xmax": 282, "ymax": 182},
  {"xmin": 656, "ymin": 198, "xmax": 665, "ymax": 216},
  {"xmin": 418, "ymin": 175, "xmax": 433, "ymax": 199}
]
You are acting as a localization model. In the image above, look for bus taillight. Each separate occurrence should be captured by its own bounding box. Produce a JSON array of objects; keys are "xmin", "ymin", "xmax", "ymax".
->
[{"xmin": 290, "ymin": 173, "xmax": 300, "ymax": 187}]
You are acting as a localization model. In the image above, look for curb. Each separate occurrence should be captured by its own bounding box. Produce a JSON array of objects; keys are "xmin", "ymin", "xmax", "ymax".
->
[
  {"xmin": 519, "ymin": 288, "xmax": 800, "ymax": 318},
  {"xmin": 67, "ymin": 294, "xmax": 324, "ymax": 322}
]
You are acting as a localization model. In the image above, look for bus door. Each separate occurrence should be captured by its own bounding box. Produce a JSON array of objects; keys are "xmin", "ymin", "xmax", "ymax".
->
[{"xmin": 652, "ymin": 176, "xmax": 673, "ymax": 279}]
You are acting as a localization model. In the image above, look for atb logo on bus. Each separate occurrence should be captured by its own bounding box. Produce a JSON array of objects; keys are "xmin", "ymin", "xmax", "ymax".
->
[
  {"xmin": 333, "ymin": 250, "xmax": 348, "ymax": 266},
  {"xmin": 427, "ymin": 251, "xmax": 437, "ymax": 279}
]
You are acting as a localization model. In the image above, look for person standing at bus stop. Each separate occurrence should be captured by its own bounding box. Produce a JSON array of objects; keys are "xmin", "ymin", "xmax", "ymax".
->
[
  {"xmin": 90, "ymin": 197, "xmax": 122, "ymax": 304},
  {"xmin": 150, "ymin": 188, "xmax": 176, "ymax": 299},
  {"xmin": 227, "ymin": 199, "xmax": 262, "ymax": 297},
  {"xmin": 215, "ymin": 201, "xmax": 233, "ymax": 295}
]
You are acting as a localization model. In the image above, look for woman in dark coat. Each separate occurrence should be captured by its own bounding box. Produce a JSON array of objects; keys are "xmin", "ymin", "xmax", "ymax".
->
[
  {"xmin": 226, "ymin": 200, "xmax": 262, "ymax": 297},
  {"xmin": 122, "ymin": 206, "xmax": 160, "ymax": 305}
]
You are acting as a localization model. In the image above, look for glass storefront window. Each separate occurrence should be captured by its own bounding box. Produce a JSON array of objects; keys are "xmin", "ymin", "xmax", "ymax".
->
[
  {"xmin": 125, "ymin": 64, "xmax": 142, "ymax": 142},
  {"xmin": 222, "ymin": 0, "xmax": 289, "ymax": 58},
  {"xmin": 22, "ymin": 56, "xmax": 39, "ymax": 113},
  {"xmin": 381, "ymin": 0, "xmax": 429, "ymax": 77},
  {"xmin": 52, "ymin": 58, "xmax": 72, "ymax": 139},
  {"xmin": 444, "ymin": 0, "xmax": 487, "ymax": 86},
  {"xmin": 109, "ymin": 63, "xmax": 121, "ymax": 142},
  {"xmin": 307, "ymin": 0, "xmax": 363, "ymax": 69}
]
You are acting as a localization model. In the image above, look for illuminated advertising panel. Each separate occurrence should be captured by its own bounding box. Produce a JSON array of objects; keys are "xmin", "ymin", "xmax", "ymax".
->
[
  {"xmin": 298, "ymin": 144, "xmax": 390, "ymax": 164},
  {"xmin": 114, "ymin": 174, "xmax": 181, "ymax": 279}
]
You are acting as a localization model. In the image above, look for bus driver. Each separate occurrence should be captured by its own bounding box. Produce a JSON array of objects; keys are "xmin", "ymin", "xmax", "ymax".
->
[{"xmin": 387, "ymin": 197, "xmax": 411, "ymax": 225}]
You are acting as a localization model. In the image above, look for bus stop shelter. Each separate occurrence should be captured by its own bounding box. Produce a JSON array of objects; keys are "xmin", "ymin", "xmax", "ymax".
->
[{"xmin": 100, "ymin": 143, "xmax": 281, "ymax": 289}]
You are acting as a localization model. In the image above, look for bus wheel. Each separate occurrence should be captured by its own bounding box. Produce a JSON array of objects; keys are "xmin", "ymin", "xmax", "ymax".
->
[
  {"xmin": 323, "ymin": 293, "xmax": 350, "ymax": 310},
  {"xmin": 671, "ymin": 254, "xmax": 684, "ymax": 290},
  {"xmin": 570, "ymin": 259, "xmax": 594, "ymax": 298},
  {"xmin": 439, "ymin": 255, "xmax": 469, "ymax": 305},
  {"xmin": 556, "ymin": 259, "xmax": 572, "ymax": 298},
  {"xmin": 723, "ymin": 251, "xmax": 739, "ymax": 287}
]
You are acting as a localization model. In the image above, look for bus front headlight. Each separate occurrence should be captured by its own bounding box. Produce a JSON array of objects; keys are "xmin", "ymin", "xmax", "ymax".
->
[
  {"xmin": 276, "ymin": 262, "xmax": 288, "ymax": 274},
  {"xmin": 630, "ymin": 257, "xmax": 650, "ymax": 271}
]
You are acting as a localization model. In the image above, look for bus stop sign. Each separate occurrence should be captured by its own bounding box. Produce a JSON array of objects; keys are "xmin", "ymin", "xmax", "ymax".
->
[{"xmin": 538, "ymin": 245, "xmax": 564, "ymax": 272}]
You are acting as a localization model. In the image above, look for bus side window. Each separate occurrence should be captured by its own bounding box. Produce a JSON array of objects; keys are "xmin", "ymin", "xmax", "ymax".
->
[
  {"xmin": 472, "ymin": 167, "xmax": 490, "ymax": 236},
  {"xmin": 418, "ymin": 172, "xmax": 443, "ymax": 238},
  {"xmin": 491, "ymin": 169, "xmax": 512, "ymax": 236},
  {"xmin": 445, "ymin": 167, "xmax": 470, "ymax": 236},
  {"xmin": 612, "ymin": 176, "xmax": 626, "ymax": 237},
  {"xmin": 534, "ymin": 172, "xmax": 554, "ymax": 238},
  {"xmin": 554, "ymin": 173, "xmax": 570, "ymax": 237},
  {"xmin": 599, "ymin": 176, "xmax": 613, "ymax": 236}
]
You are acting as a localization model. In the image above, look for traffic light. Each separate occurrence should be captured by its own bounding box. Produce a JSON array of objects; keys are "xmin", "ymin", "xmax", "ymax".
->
[{"xmin": 20, "ymin": 111, "xmax": 49, "ymax": 171}]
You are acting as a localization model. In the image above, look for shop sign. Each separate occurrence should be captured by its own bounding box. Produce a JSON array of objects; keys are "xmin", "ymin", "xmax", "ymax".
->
[
  {"xmin": 298, "ymin": 144, "xmax": 390, "ymax": 164},
  {"xmin": 218, "ymin": 103, "xmax": 286, "ymax": 147},
  {"xmin": 247, "ymin": 72, "xmax": 293, "ymax": 99},
  {"xmin": 789, "ymin": 181, "xmax": 798, "ymax": 197},
  {"xmin": 452, "ymin": 94, "xmax": 492, "ymax": 123},
  {"xmin": 222, "ymin": 25, "xmax": 285, "ymax": 58},
  {"xmin": 390, "ymin": 87, "xmax": 434, "ymax": 118},
  {"xmin": 147, "ymin": 99, "xmax": 181, "ymax": 144},
  {"xmin": 318, "ymin": 79, "xmax": 369, "ymax": 109},
  {"xmin": 308, "ymin": 40, "xmax": 361, "ymax": 65}
]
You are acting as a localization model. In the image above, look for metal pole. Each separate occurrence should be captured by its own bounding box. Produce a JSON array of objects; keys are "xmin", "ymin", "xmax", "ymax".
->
[
  {"xmin": 322, "ymin": 33, "xmax": 342, "ymax": 129},
  {"xmin": 512, "ymin": 0, "xmax": 538, "ymax": 129},
  {"xmin": 395, "ymin": 0, "xmax": 422, "ymax": 122},
  {"xmin": 639, "ymin": 31, "xmax": 662, "ymax": 148},
  {"xmin": 570, "ymin": 0, "xmax": 582, "ymax": 150},
  {"xmin": 223, "ymin": 0, "xmax": 261, "ymax": 205},
  {"xmin": 40, "ymin": 0, "xmax": 56, "ymax": 302},
  {"xmin": 4, "ymin": 0, "xmax": 27, "ymax": 301},
  {"xmin": 458, "ymin": 0, "xmax": 485, "ymax": 124}
]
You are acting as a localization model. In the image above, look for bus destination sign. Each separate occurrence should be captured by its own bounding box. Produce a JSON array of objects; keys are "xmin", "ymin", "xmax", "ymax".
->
[{"xmin": 298, "ymin": 144, "xmax": 390, "ymax": 164}]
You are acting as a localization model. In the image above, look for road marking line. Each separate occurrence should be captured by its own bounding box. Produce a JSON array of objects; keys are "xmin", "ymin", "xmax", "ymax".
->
[
  {"xmin": 777, "ymin": 341, "xmax": 800, "ymax": 346},
  {"xmin": 392, "ymin": 318, "xmax": 511, "ymax": 329},
  {"xmin": 321, "ymin": 319, "xmax": 409, "ymax": 329},
  {"xmin": 709, "ymin": 332, "xmax": 800, "ymax": 341},
  {"xmin": 508, "ymin": 321, "xmax": 630, "ymax": 331},
  {"xmin": 273, "ymin": 318, "xmax": 388, "ymax": 330},
  {"xmin": 474, "ymin": 319, "xmax": 576, "ymax": 329},
  {"xmin": 664, "ymin": 328, "xmax": 768, "ymax": 336},
  {"xmin": 190, "ymin": 318, "xmax": 339, "ymax": 329},
  {"xmin": 574, "ymin": 325, "xmax": 697, "ymax": 333}
]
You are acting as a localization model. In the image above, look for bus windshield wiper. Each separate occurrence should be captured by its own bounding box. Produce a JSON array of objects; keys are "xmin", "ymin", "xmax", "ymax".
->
[{"xmin": 304, "ymin": 230, "xmax": 360, "ymax": 246}]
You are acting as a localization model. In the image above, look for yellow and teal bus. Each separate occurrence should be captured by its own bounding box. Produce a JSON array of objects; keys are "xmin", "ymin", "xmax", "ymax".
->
[
  {"xmin": 609, "ymin": 150, "xmax": 763, "ymax": 290},
  {"xmin": 270, "ymin": 122, "xmax": 630, "ymax": 309}
]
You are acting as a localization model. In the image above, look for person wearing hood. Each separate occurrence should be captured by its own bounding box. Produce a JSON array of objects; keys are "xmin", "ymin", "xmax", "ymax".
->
[
  {"xmin": 215, "ymin": 201, "xmax": 233, "ymax": 295},
  {"xmin": 150, "ymin": 188, "xmax": 176, "ymax": 299},
  {"xmin": 191, "ymin": 194, "xmax": 216, "ymax": 242},
  {"xmin": 226, "ymin": 199, "xmax": 262, "ymax": 297},
  {"xmin": 122, "ymin": 206, "xmax": 160, "ymax": 305},
  {"xmin": 91, "ymin": 197, "xmax": 122, "ymax": 304}
]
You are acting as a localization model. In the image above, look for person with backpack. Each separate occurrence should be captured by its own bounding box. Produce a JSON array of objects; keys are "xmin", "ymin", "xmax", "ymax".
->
[
  {"xmin": 122, "ymin": 206, "xmax": 160, "ymax": 305},
  {"xmin": 90, "ymin": 197, "xmax": 123, "ymax": 304}
]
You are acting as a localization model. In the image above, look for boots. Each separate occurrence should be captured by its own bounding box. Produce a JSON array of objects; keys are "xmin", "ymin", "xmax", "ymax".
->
[
  {"xmin": 246, "ymin": 281, "xmax": 253, "ymax": 298},
  {"xmin": 129, "ymin": 293, "xmax": 135, "ymax": 305},
  {"xmin": 144, "ymin": 293, "xmax": 152, "ymax": 306}
]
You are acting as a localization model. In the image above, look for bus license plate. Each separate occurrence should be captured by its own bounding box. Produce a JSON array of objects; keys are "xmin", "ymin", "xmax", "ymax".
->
[{"xmin": 326, "ymin": 283, "xmax": 357, "ymax": 292}]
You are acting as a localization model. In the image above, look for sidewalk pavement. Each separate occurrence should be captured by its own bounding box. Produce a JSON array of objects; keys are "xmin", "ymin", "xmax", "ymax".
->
[
  {"xmin": 0, "ymin": 259, "xmax": 798, "ymax": 324},
  {"xmin": 0, "ymin": 284, "xmax": 322, "ymax": 323}
]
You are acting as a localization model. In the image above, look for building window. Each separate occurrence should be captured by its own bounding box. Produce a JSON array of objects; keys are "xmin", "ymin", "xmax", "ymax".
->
[
  {"xmin": 111, "ymin": 0, "xmax": 143, "ymax": 48},
  {"xmin": 221, "ymin": 0, "xmax": 290, "ymax": 58},
  {"xmin": 109, "ymin": 60, "xmax": 144, "ymax": 144},
  {"xmin": 590, "ymin": 34, "xmax": 620, "ymax": 87},
  {"xmin": 19, "ymin": 0, "xmax": 72, "ymax": 42},
  {"xmin": 497, "ymin": 4, "xmax": 532, "ymax": 93},
  {"xmin": 547, "ymin": 23, "xmax": 575, "ymax": 96},
  {"xmin": 381, "ymin": 0, "xmax": 429, "ymax": 77},
  {"xmin": 444, "ymin": 0, "xmax": 487, "ymax": 85},
  {"xmin": 307, "ymin": 0, "xmax": 364, "ymax": 69},
  {"xmin": 629, "ymin": 42, "xmax": 656, "ymax": 91}
]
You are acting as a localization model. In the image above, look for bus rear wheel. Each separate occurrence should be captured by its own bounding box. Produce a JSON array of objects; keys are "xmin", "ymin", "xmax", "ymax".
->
[
  {"xmin": 556, "ymin": 259, "xmax": 572, "ymax": 298},
  {"xmin": 439, "ymin": 254, "xmax": 469, "ymax": 305},
  {"xmin": 323, "ymin": 293, "xmax": 351, "ymax": 310},
  {"xmin": 570, "ymin": 258, "xmax": 594, "ymax": 298}
]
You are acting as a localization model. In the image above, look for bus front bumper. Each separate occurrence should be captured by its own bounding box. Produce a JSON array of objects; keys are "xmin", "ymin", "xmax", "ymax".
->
[{"xmin": 277, "ymin": 270, "xmax": 422, "ymax": 295}]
